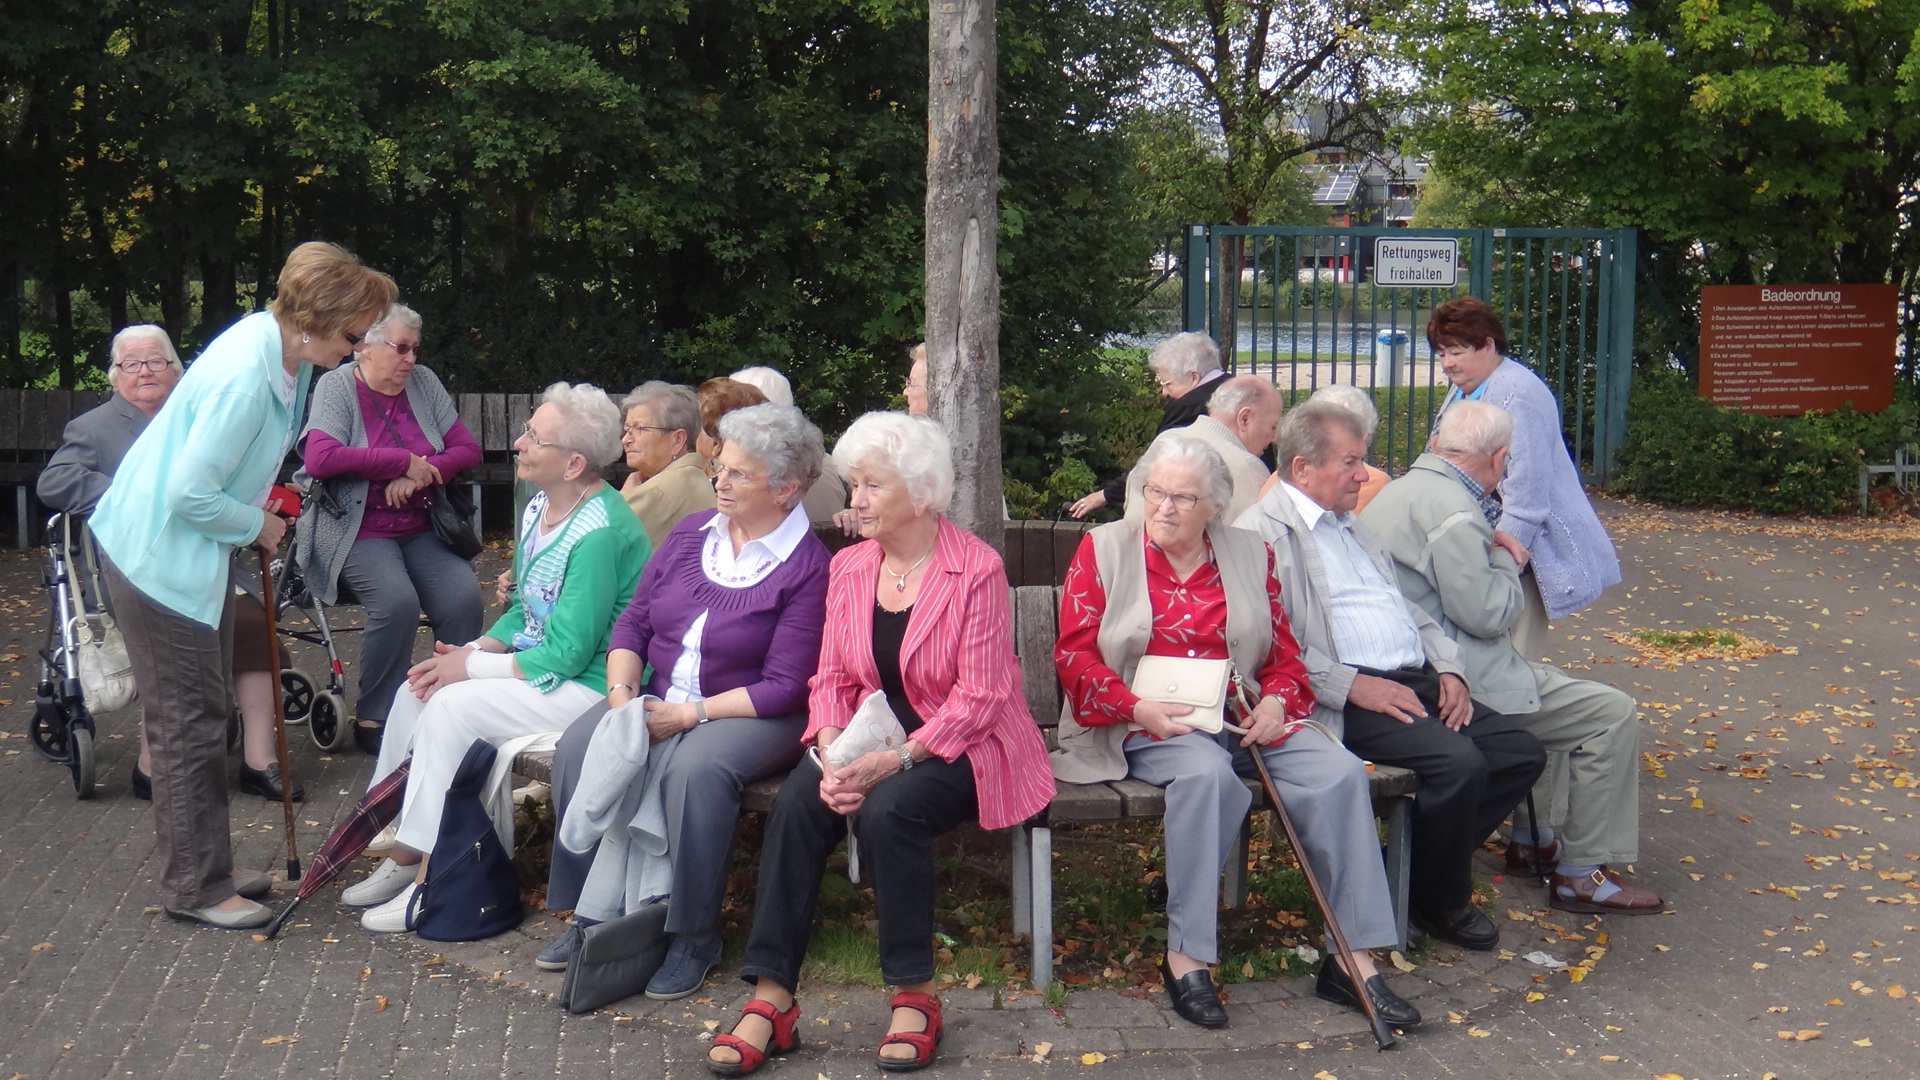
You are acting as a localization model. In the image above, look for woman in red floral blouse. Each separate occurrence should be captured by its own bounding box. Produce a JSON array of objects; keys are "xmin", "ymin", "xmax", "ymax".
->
[{"xmin": 1051, "ymin": 434, "xmax": 1419, "ymax": 1032}]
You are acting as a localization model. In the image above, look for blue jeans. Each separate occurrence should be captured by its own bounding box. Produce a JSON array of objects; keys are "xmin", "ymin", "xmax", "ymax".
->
[{"xmin": 337, "ymin": 530, "xmax": 484, "ymax": 722}]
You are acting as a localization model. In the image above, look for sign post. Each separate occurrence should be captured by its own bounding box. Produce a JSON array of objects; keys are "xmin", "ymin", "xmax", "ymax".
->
[{"xmin": 1699, "ymin": 284, "xmax": 1897, "ymax": 415}]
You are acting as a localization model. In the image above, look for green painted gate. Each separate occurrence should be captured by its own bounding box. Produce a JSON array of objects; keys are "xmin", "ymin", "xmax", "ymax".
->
[{"xmin": 1181, "ymin": 226, "xmax": 1637, "ymax": 482}]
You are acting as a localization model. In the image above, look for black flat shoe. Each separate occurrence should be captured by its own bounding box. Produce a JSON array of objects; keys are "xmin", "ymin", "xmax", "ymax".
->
[
  {"xmin": 130, "ymin": 764, "xmax": 152, "ymax": 802},
  {"xmin": 353, "ymin": 720, "xmax": 384, "ymax": 756},
  {"xmin": 1411, "ymin": 903, "xmax": 1499, "ymax": 951},
  {"xmin": 238, "ymin": 762, "xmax": 304, "ymax": 802},
  {"xmin": 1315, "ymin": 958, "xmax": 1421, "ymax": 1028},
  {"xmin": 1159, "ymin": 956, "xmax": 1228, "ymax": 1029}
]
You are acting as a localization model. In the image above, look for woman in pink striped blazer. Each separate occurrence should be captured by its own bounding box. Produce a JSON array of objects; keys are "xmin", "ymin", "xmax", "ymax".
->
[{"xmin": 709, "ymin": 412, "xmax": 1052, "ymax": 1077}]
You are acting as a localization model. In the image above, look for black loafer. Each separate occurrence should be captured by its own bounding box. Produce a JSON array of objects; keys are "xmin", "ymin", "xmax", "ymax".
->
[
  {"xmin": 1315, "ymin": 958, "xmax": 1421, "ymax": 1028},
  {"xmin": 353, "ymin": 720, "xmax": 384, "ymax": 756},
  {"xmin": 238, "ymin": 762, "xmax": 305, "ymax": 803},
  {"xmin": 1411, "ymin": 903, "xmax": 1499, "ymax": 951},
  {"xmin": 1159, "ymin": 957, "xmax": 1228, "ymax": 1029},
  {"xmin": 130, "ymin": 764, "xmax": 152, "ymax": 802}
]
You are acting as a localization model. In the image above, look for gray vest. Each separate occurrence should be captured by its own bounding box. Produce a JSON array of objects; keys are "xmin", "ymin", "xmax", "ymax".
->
[{"xmin": 1051, "ymin": 520, "xmax": 1273, "ymax": 783}]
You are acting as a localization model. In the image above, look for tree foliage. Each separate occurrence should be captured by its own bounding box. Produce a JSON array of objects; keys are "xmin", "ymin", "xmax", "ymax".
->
[
  {"xmin": 1390, "ymin": 0, "xmax": 1920, "ymax": 374},
  {"xmin": 0, "ymin": 0, "xmax": 1156, "ymax": 496}
]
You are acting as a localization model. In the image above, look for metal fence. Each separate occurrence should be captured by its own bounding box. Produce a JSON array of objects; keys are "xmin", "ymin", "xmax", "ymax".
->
[{"xmin": 1182, "ymin": 225, "xmax": 1637, "ymax": 481}]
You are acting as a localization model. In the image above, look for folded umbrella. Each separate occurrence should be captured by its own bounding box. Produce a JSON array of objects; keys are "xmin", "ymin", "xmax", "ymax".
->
[{"xmin": 262, "ymin": 757, "xmax": 411, "ymax": 939}]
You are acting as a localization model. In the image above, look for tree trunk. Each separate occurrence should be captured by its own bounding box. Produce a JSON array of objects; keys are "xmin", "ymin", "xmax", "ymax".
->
[{"xmin": 925, "ymin": 0, "xmax": 1003, "ymax": 547}]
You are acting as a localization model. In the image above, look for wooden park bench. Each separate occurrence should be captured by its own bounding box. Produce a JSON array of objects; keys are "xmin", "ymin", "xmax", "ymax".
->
[{"xmin": 512, "ymin": 580, "xmax": 1418, "ymax": 990}]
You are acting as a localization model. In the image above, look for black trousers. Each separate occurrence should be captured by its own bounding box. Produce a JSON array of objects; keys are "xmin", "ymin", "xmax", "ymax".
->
[
  {"xmin": 738, "ymin": 753, "xmax": 978, "ymax": 992},
  {"xmin": 1340, "ymin": 666, "xmax": 1546, "ymax": 914}
]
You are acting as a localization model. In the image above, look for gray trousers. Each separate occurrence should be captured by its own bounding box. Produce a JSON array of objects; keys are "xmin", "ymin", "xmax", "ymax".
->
[
  {"xmin": 546, "ymin": 703, "xmax": 806, "ymax": 936},
  {"xmin": 1510, "ymin": 664, "xmax": 1642, "ymax": 866},
  {"xmin": 102, "ymin": 555, "xmax": 239, "ymax": 910},
  {"xmin": 337, "ymin": 531, "xmax": 484, "ymax": 723},
  {"xmin": 1125, "ymin": 726, "xmax": 1400, "ymax": 964}
]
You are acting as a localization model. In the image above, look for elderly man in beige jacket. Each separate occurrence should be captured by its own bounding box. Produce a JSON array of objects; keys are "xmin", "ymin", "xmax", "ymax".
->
[
  {"xmin": 1361, "ymin": 400, "xmax": 1659, "ymax": 917},
  {"xmin": 1125, "ymin": 374, "xmax": 1279, "ymax": 524}
]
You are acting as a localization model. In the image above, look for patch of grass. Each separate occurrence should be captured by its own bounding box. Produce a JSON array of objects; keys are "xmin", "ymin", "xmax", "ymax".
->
[
  {"xmin": 1631, "ymin": 627, "xmax": 1739, "ymax": 651},
  {"xmin": 1609, "ymin": 626, "xmax": 1788, "ymax": 668},
  {"xmin": 799, "ymin": 924, "xmax": 885, "ymax": 985}
]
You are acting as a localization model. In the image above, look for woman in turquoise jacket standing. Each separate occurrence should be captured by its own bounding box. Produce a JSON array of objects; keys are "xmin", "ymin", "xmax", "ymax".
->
[{"xmin": 90, "ymin": 242, "xmax": 396, "ymax": 930}]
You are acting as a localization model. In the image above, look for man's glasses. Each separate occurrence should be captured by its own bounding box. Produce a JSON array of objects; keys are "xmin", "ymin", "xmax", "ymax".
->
[
  {"xmin": 1141, "ymin": 484, "xmax": 1200, "ymax": 512},
  {"xmin": 115, "ymin": 357, "xmax": 171, "ymax": 373}
]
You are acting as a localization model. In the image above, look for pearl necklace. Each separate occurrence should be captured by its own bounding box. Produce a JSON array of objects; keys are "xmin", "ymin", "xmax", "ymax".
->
[
  {"xmin": 540, "ymin": 484, "xmax": 594, "ymax": 530},
  {"xmin": 882, "ymin": 547, "xmax": 934, "ymax": 593}
]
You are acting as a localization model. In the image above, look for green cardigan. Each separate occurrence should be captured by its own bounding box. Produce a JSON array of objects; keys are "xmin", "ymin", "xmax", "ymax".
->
[{"xmin": 489, "ymin": 484, "xmax": 651, "ymax": 694}]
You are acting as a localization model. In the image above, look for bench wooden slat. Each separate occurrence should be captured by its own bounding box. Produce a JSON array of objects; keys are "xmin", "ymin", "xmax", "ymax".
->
[
  {"xmin": 507, "ymin": 393, "xmax": 534, "ymax": 435},
  {"xmin": 1043, "ymin": 781, "xmax": 1123, "ymax": 822},
  {"xmin": 1109, "ymin": 778, "xmax": 1167, "ymax": 818},
  {"xmin": 0, "ymin": 389, "xmax": 23, "ymax": 452},
  {"xmin": 482, "ymin": 395, "xmax": 510, "ymax": 450},
  {"xmin": 1015, "ymin": 585, "xmax": 1061, "ymax": 726},
  {"xmin": 458, "ymin": 393, "xmax": 484, "ymax": 445},
  {"xmin": 1052, "ymin": 520, "xmax": 1088, "ymax": 581}
]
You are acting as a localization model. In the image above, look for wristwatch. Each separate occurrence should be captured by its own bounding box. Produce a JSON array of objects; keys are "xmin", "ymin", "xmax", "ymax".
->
[{"xmin": 896, "ymin": 746, "xmax": 915, "ymax": 771}]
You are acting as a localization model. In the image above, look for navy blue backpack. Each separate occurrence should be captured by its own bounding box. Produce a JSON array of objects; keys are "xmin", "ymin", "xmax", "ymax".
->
[{"xmin": 406, "ymin": 739, "xmax": 525, "ymax": 942}]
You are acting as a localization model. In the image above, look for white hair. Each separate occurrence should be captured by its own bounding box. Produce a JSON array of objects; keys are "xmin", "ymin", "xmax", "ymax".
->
[
  {"xmin": 1148, "ymin": 332, "xmax": 1221, "ymax": 380},
  {"xmin": 364, "ymin": 303, "xmax": 423, "ymax": 344},
  {"xmin": 1207, "ymin": 374, "xmax": 1278, "ymax": 421},
  {"xmin": 729, "ymin": 366, "xmax": 794, "ymax": 408},
  {"xmin": 832, "ymin": 411, "xmax": 955, "ymax": 514},
  {"xmin": 717, "ymin": 403, "xmax": 826, "ymax": 509},
  {"xmin": 1309, "ymin": 382, "xmax": 1380, "ymax": 439},
  {"xmin": 1432, "ymin": 399, "xmax": 1514, "ymax": 459},
  {"xmin": 1274, "ymin": 398, "xmax": 1368, "ymax": 474},
  {"xmin": 105, "ymin": 325, "xmax": 182, "ymax": 389},
  {"xmin": 1135, "ymin": 433, "xmax": 1233, "ymax": 520},
  {"xmin": 540, "ymin": 381, "xmax": 624, "ymax": 471}
]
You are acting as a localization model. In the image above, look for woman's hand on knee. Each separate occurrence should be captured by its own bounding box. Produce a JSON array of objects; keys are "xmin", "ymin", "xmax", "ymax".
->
[{"xmin": 407, "ymin": 641, "xmax": 473, "ymax": 701}]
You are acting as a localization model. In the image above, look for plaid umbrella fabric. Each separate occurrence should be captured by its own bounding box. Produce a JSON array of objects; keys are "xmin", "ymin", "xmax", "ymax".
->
[{"xmin": 263, "ymin": 757, "xmax": 411, "ymax": 939}]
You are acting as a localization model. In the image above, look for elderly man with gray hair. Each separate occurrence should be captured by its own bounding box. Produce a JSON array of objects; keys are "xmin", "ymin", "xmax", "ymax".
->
[
  {"xmin": 38, "ymin": 325, "xmax": 185, "ymax": 514},
  {"xmin": 618, "ymin": 381, "xmax": 716, "ymax": 547},
  {"xmin": 1360, "ymin": 400, "xmax": 1659, "ymax": 916},
  {"xmin": 1124, "ymin": 373, "xmax": 1278, "ymax": 524},
  {"xmin": 1069, "ymin": 331, "xmax": 1228, "ymax": 519},
  {"xmin": 1235, "ymin": 398, "xmax": 1545, "ymax": 953}
]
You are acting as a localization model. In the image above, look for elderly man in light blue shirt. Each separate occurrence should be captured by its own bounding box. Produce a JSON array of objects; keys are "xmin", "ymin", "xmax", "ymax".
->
[{"xmin": 1235, "ymin": 397, "xmax": 1546, "ymax": 954}]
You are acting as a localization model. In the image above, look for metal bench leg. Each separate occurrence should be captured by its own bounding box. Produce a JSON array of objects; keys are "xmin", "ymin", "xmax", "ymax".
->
[
  {"xmin": 1224, "ymin": 814, "xmax": 1252, "ymax": 909},
  {"xmin": 469, "ymin": 481, "xmax": 483, "ymax": 539},
  {"xmin": 1030, "ymin": 826, "xmax": 1053, "ymax": 990},
  {"xmin": 14, "ymin": 486, "xmax": 27, "ymax": 550},
  {"xmin": 1384, "ymin": 796, "xmax": 1412, "ymax": 952},
  {"xmin": 1010, "ymin": 826, "xmax": 1032, "ymax": 936}
]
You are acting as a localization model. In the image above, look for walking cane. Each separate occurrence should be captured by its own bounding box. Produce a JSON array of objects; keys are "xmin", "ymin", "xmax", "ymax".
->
[
  {"xmin": 1224, "ymin": 680, "xmax": 1396, "ymax": 1050},
  {"xmin": 259, "ymin": 495, "xmax": 303, "ymax": 883}
]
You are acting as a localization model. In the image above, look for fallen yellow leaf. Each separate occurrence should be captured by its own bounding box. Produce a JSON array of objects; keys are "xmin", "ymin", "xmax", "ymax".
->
[
  {"xmin": 358, "ymin": 967, "xmax": 372, "ymax": 981},
  {"xmin": 1854, "ymin": 1038, "xmax": 1873, "ymax": 1047},
  {"xmin": 1525, "ymin": 992, "xmax": 1545, "ymax": 1002},
  {"xmin": 1032, "ymin": 1041, "xmax": 1052, "ymax": 1060},
  {"xmin": 1080, "ymin": 1051, "xmax": 1108, "ymax": 1065},
  {"xmin": 1888, "ymin": 985, "xmax": 1908, "ymax": 999},
  {"xmin": 1654, "ymin": 944, "xmax": 1671, "ymax": 952},
  {"xmin": 1467, "ymin": 1026, "xmax": 1491, "ymax": 1037},
  {"xmin": 702, "ymin": 1020, "xmax": 720, "ymax": 1032},
  {"xmin": 1775, "ymin": 1029, "xmax": 1823, "ymax": 1041},
  {"xmin": 1314, "ymin": 1072, "xmax": 1338, "ymax": 1080},
  {"xmin": 260, "ymin": 1035, "xmax": 297, "ymax": 1045},
  {"xmin": 1599, "ymin": 1056, "xmax": 1619, "ymax": 1062},
  {"xmin": 1655, "ymin": 1074, "xmax": 1683, "ymax": 1080},
  {"xmin": 1389, "ymin": 950, "xmax": 1416, "ymax": 973}
]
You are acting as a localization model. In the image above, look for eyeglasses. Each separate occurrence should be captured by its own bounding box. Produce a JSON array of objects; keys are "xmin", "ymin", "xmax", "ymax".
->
[
  {"xmin": 382, "ymin": 340, "xmax": 420, "ymax": 357},
  {"xmin": 115, "ymin": 357, "xmax": 171, "ymax": 373},
  {"xmin": 623, "ymin": 423, "xmax": 673, "ymax": 438},
  {"xmin": 1141, "ymin": 484, "xmax": 1200, "ymax": 512},
  {"xmin": 711, "ymin": 464, "xmax": 767, "ymax": 486},
  {"xmin": 519, "ymin": 423, "xmax": 561, "ymax": 450},
  {"xmin": 344, "ymin": 330, "xmax": 364, "ymax": 347}
]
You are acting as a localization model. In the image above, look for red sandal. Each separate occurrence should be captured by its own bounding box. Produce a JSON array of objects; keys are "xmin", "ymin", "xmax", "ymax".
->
[
  {"xmin": 876, "ymin": 990, "xmax": 944, "ymax": 1073},
  {"xmin": 707, "ymin": 997, "xmax": 801, "ymax": 1077}
]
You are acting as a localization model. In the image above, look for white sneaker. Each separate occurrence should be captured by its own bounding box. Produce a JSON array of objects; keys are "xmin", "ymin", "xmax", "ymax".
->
[
  {"xmin": 341, "ymin": 857, "xmax": 416, "ymax": 906},
  {"xmin": 363, "ymin": 824, "xmax": 398, "ymax": 856},
  {"xmin": 361, "ymin": 882, "xmax": 418, "ymax": 933}
]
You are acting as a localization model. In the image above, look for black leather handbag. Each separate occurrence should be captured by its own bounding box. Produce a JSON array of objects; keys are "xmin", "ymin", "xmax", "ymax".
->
[{"xmin": 428, "ymin": 482, "xmax": 484, "ymax": 560}]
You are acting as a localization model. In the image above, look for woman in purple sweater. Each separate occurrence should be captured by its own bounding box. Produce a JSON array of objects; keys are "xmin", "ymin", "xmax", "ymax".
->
[
  {"xmin": 296, "ymin": 304, "xmax": 486, "ymax": 753},
  {"xmin": 538, "ymin": 403, "xmax": 831, "ymax": 999}
]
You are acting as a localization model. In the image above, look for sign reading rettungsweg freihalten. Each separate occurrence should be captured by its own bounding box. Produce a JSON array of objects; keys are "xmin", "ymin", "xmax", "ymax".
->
[
  {"xmin": 1372, "ymin": 238, "xmax": 1459, "ymax": 287},
  {"xmin": 1700, "ymin": 284, "xmax": 1897, "ymax": 415}
]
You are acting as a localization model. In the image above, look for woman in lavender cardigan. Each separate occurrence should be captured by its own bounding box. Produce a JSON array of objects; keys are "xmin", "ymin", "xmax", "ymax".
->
[{"xmin": 538, "ymin": 403, "xmax": 830, "ymax": 999}]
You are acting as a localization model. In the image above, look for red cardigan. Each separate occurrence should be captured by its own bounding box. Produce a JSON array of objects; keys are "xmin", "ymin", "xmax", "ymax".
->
[{"xmin": 805, "ymin": 516, "xmax": 1055, "ymax": 830}]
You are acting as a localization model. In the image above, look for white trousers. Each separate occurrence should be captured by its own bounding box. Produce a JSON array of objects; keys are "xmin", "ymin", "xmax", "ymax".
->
[{"xmin": 375, "ymin": 677, "xmax": 604, "ymax": 854}]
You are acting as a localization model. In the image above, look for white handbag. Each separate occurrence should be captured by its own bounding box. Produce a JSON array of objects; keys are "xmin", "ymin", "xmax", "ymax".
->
[
  {"xmin": 1127, "ymin": 655, "xmax": 1231, "ymax": 734},
  {"xmin": 68, "ymin": 516, "xmax": 138, "ymax": 715}
]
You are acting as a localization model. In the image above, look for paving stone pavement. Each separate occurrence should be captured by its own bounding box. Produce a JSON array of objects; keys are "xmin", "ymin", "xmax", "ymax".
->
[{"xmin": 3, "ymin": 499, "xmax": 1918, "ymax": 1078}]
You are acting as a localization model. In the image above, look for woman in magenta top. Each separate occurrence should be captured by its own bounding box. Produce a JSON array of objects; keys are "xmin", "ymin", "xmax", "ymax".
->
[{"xmin": 296, "ymin": 303, "xmax": 485, "ymax": 754}]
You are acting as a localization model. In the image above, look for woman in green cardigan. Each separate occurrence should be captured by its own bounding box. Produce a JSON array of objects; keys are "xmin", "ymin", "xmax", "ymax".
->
[{"xmin": 342, "ymin": 381, "xmax": 652, "ymax": 932}]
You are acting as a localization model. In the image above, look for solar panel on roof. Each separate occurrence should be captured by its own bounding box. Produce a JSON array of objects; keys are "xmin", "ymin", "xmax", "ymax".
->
[{"xmin": 1312, "ymin": 174, "xmax": 1359, "ymax": 204}]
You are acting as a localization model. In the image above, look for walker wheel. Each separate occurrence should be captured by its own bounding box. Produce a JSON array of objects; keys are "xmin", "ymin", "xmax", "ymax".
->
[
  {"xmin": 30, "ymin": 695, "xmax": 69, "ymax": 762},
  {"xmin": 69, "ymin": 726, "xmax": 95, "ymax": 799},
  {"xmin": 281, "ymin": 668, "xmax": 317, "ymax": 725},
  {"xmin": 309, "ymin": 690, "xmax": 352, "ymax": 752}
]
